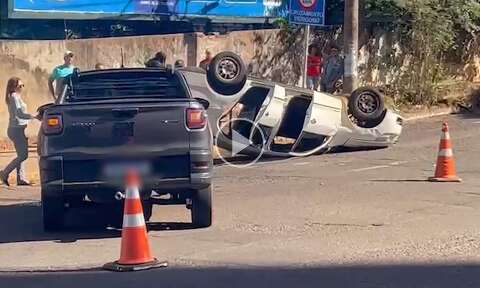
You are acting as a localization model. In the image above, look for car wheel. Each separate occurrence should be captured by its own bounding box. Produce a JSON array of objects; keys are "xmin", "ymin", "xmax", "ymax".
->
[
  {"xmin": 42, "ymin": 191, "xmax": 65, "ymax": 231},
  {"xmin": 207, "ymin": 52, "xmax": 247, "ymax": 96},
  {"xmin": 348, "ymin": 87, "xmax": 386, "ymax": 123},
  {"xmin": 191, "ymin": 187, "xmax": 212, "ymax": 228}
]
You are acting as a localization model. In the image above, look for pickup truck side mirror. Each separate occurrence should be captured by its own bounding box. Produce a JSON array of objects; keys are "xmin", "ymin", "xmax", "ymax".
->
[{"xmin": 195, "ymin": 98, "xmax": 210, "ymax": 110}]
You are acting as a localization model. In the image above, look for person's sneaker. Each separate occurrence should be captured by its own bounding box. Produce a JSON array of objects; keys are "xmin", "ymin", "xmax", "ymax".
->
[
  {"xmin": 0, "ymin": 171, "xmax": 10, "ymax": 187},
  {"xmin": 17, "ymin": 180, "xmax": 32, "ymax": 186}
]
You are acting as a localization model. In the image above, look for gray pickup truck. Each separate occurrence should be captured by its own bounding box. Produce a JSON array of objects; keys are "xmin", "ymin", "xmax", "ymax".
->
[{"xmin": 37, "ymin": 68, "xmax": 213, "ymax": 231}]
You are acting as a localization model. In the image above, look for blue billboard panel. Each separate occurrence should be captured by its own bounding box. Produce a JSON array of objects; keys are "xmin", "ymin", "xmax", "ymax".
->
[
  {"xmin": 289, "ymin": 0, "xmax": 325, "ymax": 26},
  {"xmin": 9, "ymin": 0, "xmax": 288, "ymax": 20}
]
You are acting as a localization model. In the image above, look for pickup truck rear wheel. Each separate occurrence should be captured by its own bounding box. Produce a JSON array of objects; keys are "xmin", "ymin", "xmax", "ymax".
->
[
  {"xmin": 42, "ymin": 194, "xmax": 65, "ymax": 231},
  {"xmin": 191, "ymin": 187, "xmax": 212, "ymax": 228}
]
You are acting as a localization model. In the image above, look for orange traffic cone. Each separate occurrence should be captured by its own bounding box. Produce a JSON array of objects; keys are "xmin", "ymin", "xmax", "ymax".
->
[
  {"xmin": 428, "ymin": 122, "xmax": 461, "ymax": 182},
  {"xmin": 104, "ymin": 170, "xmax": 167, "ymax": 271}
]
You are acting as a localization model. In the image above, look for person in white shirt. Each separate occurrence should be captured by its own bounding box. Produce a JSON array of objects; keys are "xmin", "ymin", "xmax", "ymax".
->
[{"xmin": 0, "ymin": 77, "xmax": 38, "ymax": 186}]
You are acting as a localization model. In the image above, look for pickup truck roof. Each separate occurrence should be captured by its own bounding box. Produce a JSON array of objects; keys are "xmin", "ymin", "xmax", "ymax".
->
[{"xmin": 64, "ymin": 68, "xmax": 190, "ymax": 102}]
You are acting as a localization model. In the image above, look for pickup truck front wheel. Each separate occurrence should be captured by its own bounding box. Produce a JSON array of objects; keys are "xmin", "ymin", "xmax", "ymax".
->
[
  {"xmin": 191, "ymin": 187, "xmax": 212, "ymax": 228},
  {"xmin": 42, "ymin": 194, "xmax": 65, "ymax": 231}
]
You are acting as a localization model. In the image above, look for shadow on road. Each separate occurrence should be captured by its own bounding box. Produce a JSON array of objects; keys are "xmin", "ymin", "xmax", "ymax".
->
[
  {"xmin": 214, "ymin": 155, "xmax": 289, "ymax": 166},
  {"xmin": 148, "ymin": 222, "xmax": 196, "ymax": 231},
  {"xmin": 0, "ymin": 202, "xmax": 197, "ymax": 244},
  {"xmin": 0, "ymin": 202, "xmax": 120, "ymax": 244},
  {"xmin": 1, "ymin": 263, "xmax": 480, "ymax": 288}
]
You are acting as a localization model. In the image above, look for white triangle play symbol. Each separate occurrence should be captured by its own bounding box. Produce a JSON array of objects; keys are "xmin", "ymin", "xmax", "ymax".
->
[{"xmin": 231, "ymin": 129, "xmax": 252, "ymax": 157}]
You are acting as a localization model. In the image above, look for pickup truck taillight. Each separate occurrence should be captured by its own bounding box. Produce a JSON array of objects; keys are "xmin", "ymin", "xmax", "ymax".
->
[
  {"xmin": 42, "ymin": 114, "xmax": 63, "ymax": 135},
  {"xmin": 186, "ymin": 108, "xmax": 207, "ymax": 129}
]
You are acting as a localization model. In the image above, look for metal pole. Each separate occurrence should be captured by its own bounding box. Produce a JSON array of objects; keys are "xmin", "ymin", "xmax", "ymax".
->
[
  {"xmin": 343, "ymin": 0, "xmax": 359, "ymax": 93},
  {"xmin": 303, "ymin": 25, "xmax": 310, "ymax": 89}
]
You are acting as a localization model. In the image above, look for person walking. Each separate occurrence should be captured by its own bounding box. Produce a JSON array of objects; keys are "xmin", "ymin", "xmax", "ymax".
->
[
  {"xmin": 320, "ymin": 46, "xmax": 344, "ymax": 94},
  {"xmin": 306, "ymin": 45, "xmax": 322, "ymax": 91},
  {"xmin": 48, "ymin": 50, "xmax": 75, "ymax": 101},
  {"xmin": 0, "ymin": 77, "xmax": 38, "ymax": 186}
]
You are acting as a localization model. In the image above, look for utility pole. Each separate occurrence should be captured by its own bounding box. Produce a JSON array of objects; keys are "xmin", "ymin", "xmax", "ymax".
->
[
  {"xmin": 343, "ymin": 0, "xmax": 359, "ymax": 93},
  {"xmin": 303, "ymin": 25, "xmax": 310, "ymax": 89}
]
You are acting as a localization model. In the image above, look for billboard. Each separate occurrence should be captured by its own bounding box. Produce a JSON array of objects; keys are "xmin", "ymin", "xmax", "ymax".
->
[{"xmin": 8, "ymin": 0, "xmax": 288, "ymax": 21}]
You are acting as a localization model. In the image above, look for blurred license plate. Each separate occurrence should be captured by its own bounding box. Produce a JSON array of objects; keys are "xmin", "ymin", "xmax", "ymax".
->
[{"xmin": 102, "ymin": 161, "xmax": 151, "ymax": 179}]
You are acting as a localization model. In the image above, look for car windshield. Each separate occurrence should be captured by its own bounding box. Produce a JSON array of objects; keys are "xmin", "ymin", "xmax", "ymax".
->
[{"xmin": 67, "ymin": 69, "xmax": 187, "ymax": 101}]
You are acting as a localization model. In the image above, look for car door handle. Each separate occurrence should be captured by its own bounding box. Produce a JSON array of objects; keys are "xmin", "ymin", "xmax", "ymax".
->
[{"xmin": 112, "ymin": 108, "xmax": 139, "ymax": 118}]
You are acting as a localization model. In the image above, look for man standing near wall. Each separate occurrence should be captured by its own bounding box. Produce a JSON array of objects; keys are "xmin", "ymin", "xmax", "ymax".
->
[
  {"xmin": 199, "ymin": 50, "xmax": 212, "ymax": 70},
  {"xmin": 48, "ymin": 50, "xmax": 75, "ymax": 101},
  {"xmin": 320, "ymin": 46, "xmax": 344, "ymax": 94},
  {"xmin": 145, "ymin": 51, "xmax": 166, "ymax": 68}
]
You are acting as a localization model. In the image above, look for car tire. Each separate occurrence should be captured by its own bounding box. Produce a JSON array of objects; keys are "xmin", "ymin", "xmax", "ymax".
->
[
  {"xmin": 207, "ymin": 52, "xmax": 247, "ymax": 96},
  {"xmin": 42, "ymin": 192, "xmax": 65, "ymax": 232},
  {"xmin": 191, "ymin": 186, "xmax": 212, "ymax": 228},
  {"xmin": 348, "ymin": 87, "xmax": 386, "ymax": 123}
]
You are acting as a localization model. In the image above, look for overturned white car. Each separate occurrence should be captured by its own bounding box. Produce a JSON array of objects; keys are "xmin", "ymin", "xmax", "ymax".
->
[{"xmin": 179, "ymin": 52, "xmax": 403, "ymax": 157}]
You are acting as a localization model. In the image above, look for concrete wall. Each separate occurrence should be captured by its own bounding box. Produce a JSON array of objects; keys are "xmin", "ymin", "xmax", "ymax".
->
[{"xmin": 0, "ymin": 33, "xmax": 194, "ymax": 144}]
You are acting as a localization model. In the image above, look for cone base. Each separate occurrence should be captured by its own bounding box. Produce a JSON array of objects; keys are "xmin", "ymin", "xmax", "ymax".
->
[
  {"xmin": 103, "ymin": 258, "xmax": 168, "ymax": 272},
  {"xmin": 428, "ymin": 176, "xmax": 462, "ymax": 183}
]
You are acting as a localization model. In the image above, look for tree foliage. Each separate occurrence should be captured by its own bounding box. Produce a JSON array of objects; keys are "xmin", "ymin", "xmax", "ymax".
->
[{"xmin": 363, "ymin": 0, "xmax": 480, "ymax": 105}]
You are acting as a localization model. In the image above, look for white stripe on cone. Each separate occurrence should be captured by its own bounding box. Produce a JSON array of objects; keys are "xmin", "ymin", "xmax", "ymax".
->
[
  {"xmin": 438, "ymin": 149, "xmax": 453, "ymax": 157},
  {"xmin": 441, "ymin": 132, "xmax": 450, "ymax": 140},
  {"xmin": 125, "ymin": 186, "xmax": 140, "ymax": 199},
  {"xmin": 123, "ymin": 213, "xmax": 146, "ymax": 228}
]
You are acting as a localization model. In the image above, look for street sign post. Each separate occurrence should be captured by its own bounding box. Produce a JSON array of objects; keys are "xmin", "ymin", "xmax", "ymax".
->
[{"xmin": 289, "ymin": 0, "xmax": 325, "ymax": 88}]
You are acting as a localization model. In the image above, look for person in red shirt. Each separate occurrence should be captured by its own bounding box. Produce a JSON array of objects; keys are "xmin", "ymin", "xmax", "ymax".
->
[{"xmin": 307, "ymin": 45, "xmax": 322, "ymax": 91}]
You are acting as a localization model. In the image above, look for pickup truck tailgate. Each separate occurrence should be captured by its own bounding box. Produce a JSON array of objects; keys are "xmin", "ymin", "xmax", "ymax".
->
[
  {"xmin": 43, "ymin": 100, "xmax": 194, "ymax": 182},
  {"xmin": 54, "ymin": 101, "xmax": 190, "ymax": 155}
]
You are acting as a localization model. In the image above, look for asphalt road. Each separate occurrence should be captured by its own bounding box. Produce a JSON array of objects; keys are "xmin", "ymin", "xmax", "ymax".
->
[{"xmin": 2, "ymin": 114, "xmax": 480, "ymax": 287}]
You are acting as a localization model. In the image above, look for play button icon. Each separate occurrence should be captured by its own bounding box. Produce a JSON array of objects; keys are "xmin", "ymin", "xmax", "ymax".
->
[
  {"xmin": 231, "ymin": 128, "xmax": 253, "ymax": 156},
  {"xmin": 215, "ymin": 118, "xmax": 266, "ymax": 168}
]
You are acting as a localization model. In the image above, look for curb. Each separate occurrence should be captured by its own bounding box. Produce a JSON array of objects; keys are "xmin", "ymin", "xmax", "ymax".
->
[
  {"xmin": 402, "ymin": 107, "xmax": 456, "ymax": 122},
  {"xmin": 0, "ymin": 264, "xmax": 104, "ymax": 273}
]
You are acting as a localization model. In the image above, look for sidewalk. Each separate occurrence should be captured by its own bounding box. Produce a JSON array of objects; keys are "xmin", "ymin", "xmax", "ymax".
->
[{"xmin": 0, "ymin": 151, "xmax": 39, "ymax": 185}]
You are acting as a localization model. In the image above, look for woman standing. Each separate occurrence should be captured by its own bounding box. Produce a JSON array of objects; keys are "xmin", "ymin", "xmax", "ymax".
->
[{"xmin": 0, "ymin": 77, "xmax": 37, "ymax": 186}]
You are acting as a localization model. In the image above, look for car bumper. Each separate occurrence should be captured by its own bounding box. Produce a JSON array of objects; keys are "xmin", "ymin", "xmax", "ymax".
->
[
  {"xmin": 341, "ymin": 110, "xmax": 403, "ymax": 148},
  {"xmin": 39, "ymin": 153, "xmax": 212, "ymax": 198}
]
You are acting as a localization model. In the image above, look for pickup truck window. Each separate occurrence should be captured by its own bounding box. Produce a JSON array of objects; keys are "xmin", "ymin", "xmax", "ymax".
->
[{"xmin": 67, "ymin": 70, "xmax": 187, "ymax": 102}]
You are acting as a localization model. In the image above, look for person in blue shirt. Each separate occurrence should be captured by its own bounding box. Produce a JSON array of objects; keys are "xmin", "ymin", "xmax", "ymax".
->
[
  {"xmin": 48, "ymin": 51, "xmax": 75, "ymax": 101},
  {"xmin": 320, "ymin": 46, "xmax": 344, "ymax": 94}
]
